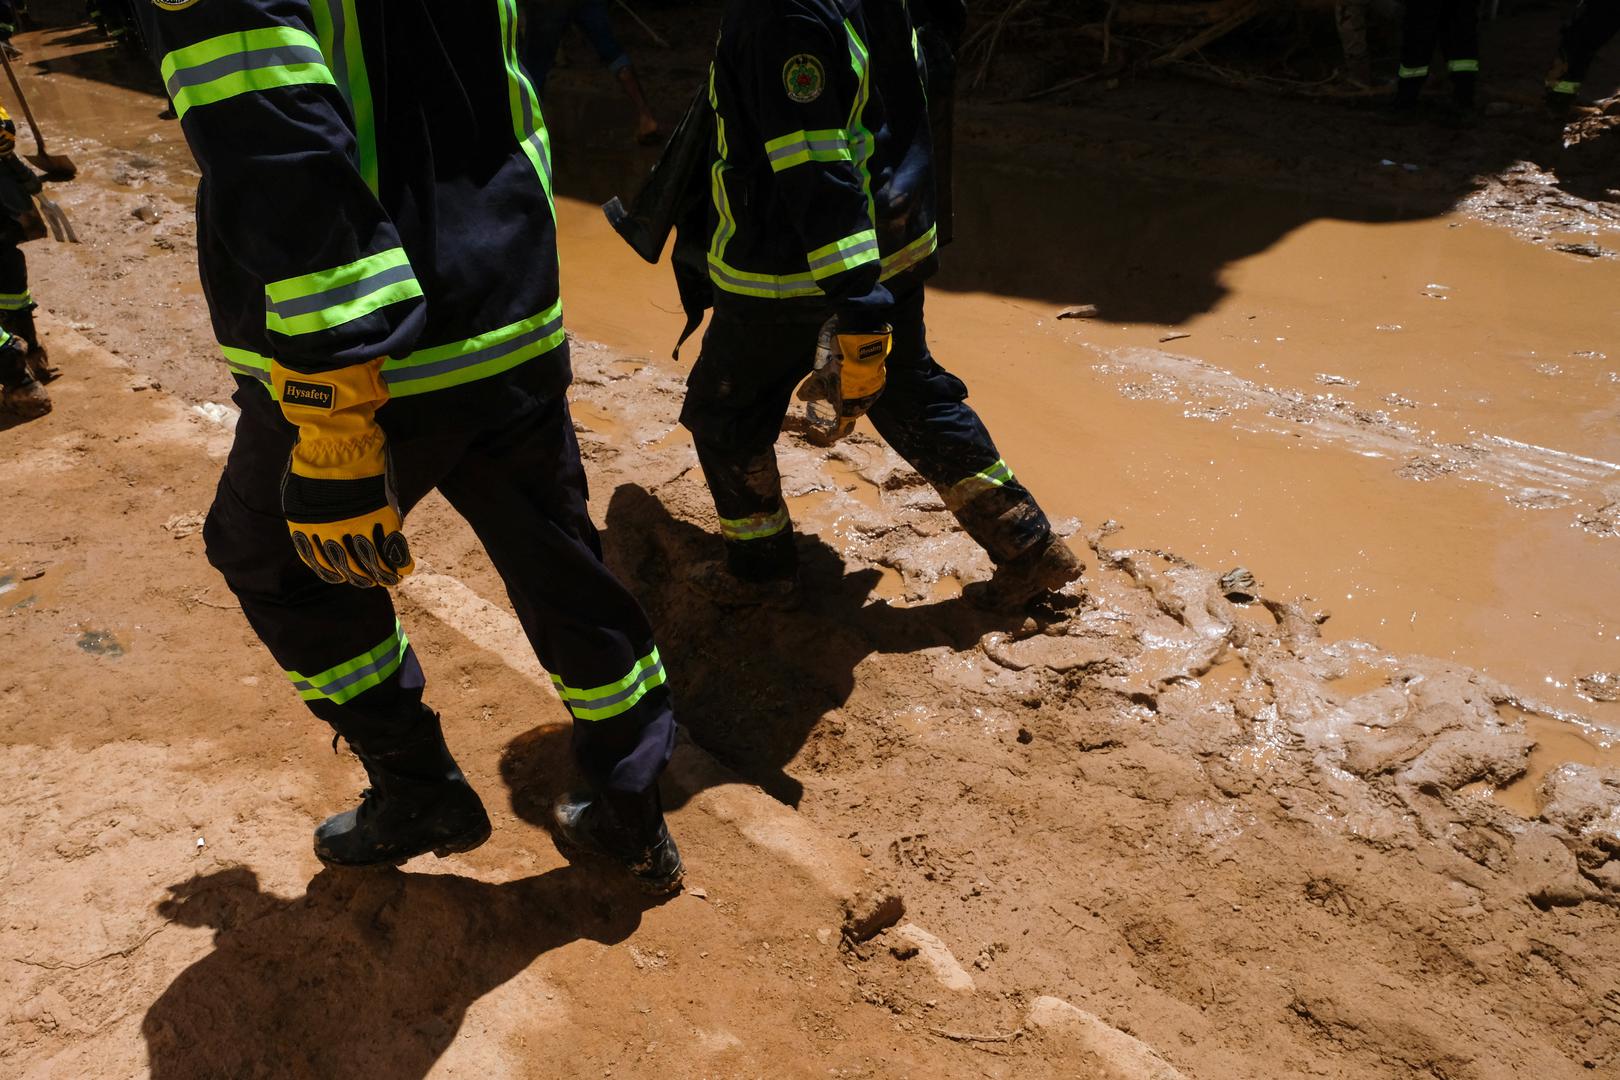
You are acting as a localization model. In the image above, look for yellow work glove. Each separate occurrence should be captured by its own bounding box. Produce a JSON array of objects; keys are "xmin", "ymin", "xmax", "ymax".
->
[
  {"xmin": 796, "ymin": 318, "xmax": 892, "ymax": 446},
  {"xmin": 271, "ymin": 359, "xmax": 414, "ymax": 588}
]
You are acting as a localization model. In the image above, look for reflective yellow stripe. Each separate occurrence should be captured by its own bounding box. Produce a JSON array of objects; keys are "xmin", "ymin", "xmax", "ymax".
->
[
  {"xmin": 1397, "ymin": 65, "xmax": 1429, "ymax": 79},
  {"xmin": 551, "ymin": 648, "xmax": 668, "ymax": 722},
  {"xmin": 880, "ymin": 225, "xmax": 938, "ymax": 281},
  {"xmin": 719, "ymin": 506, "xmax": 791, "ymax": 542},
  {"xmin": 764, "ymin": 127, "xmax": 852, "ymax": 172}
]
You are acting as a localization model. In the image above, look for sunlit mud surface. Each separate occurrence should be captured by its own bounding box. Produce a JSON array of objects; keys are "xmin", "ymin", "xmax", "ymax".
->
[{"xmin": 11, "ymin": 15, "xmax": 1620, "ymax": 1077}]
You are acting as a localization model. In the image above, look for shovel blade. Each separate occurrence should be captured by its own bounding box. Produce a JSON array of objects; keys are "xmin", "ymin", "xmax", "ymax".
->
[{"xmin": 27, "ymin": 153, "xmax": 76, "ymax": 182}]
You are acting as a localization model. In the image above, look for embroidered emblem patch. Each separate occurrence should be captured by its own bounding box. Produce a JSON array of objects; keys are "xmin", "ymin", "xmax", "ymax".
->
[{"xmin": 783, "ymin": 54, "xmax": 826, "ymax": 104}]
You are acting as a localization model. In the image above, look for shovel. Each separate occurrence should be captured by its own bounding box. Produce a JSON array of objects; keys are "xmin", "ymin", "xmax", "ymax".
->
[
  {"xmin": 35, "ymin": 194, "xmax": 77, "ymax": 243},
  {"xmin": 0, "ymin": 49, "xmax": 76, "ymax": 180}
]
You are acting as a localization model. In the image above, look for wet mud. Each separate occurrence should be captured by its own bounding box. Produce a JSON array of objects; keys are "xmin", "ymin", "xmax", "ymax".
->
[{"xmin": 6, "ymin": 10, "xmax": 1620, "ymax": 1078}]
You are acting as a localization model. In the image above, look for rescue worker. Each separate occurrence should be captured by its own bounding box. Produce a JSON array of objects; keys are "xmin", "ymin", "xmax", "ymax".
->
[
  {"xmin": 1393, "ymin": 0, "xmax": 1480, "ymax": 112},
  {"xmin": 680, "ymin": 0, "xmax": 1081, "ymax": 608},
  {"xmin": 1546, "ymin": 0, "xmax": 1620, "ymax": 115},
  {"xmin": 0, "ymin": 100, "xmax": 47, "ymax": 418},
  {"xmin": 132, "ymin": 0, "xmax": 682, "ymax": 892}
]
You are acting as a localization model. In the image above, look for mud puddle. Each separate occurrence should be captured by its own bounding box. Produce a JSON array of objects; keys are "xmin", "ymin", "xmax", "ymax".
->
[{"xmin": 537, "ymin": 92, "xmax": 1620, "ymax": 764}]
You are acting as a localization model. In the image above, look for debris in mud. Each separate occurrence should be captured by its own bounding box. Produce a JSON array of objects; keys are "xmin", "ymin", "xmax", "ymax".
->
[
  {"xmin": 1056, "ymin": 304, "xmax": 1100, "ymax": 320},
  {"xmin": 76, "ymin": 630, "xmax": 125, "ymax": 657},
  {"xmin": 1218, "ymin": 567, "xmax": 1260, "ymax": 604},
  {"xmin": 1576, "ymin": 502, "xmax": 1620, "ymax": 538},
  {"xmin": 163, "ymin": 512, "xmax": 205, "ymax": 539},
  {"xmin": 131, "ymin": 204, "xmax": 161, "ymax": 225},
  {"xmin": 1575, "ymin": 673, "xmax": 1620, "ymax": 703},
  {"xmin": 1314, "ymin": 373, "xmax": 1357, "ymax": 387},
  {"xmin": 1554, "ymin": 242, "xmax": 1609, "ymax": 259},
  {"xmin": 1159, "ymin": 331, "xmax": 1190, "ymax": 343}
]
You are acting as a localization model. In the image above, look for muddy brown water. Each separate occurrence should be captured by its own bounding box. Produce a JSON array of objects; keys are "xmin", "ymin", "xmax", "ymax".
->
[
  {"xmin": 22, "ymin": 37, "xmax": 1618, "ymax": 800},
  {"xmin": 540, "ymin": 95, "xmax": 1620, "ymax": 786}
]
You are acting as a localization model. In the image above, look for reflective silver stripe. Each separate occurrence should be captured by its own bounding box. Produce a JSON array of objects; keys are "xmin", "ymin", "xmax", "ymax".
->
[
  {"xmin": 383, "ymin": 311, "xmax": 564, "ymax": 386},
  {"xmin": 705, "ymin": 257, "xmax": 821, "ymax": 298},
  {"xmin": 767, "ymin": 136, "xmax": 848, "ymax": 163},
  {"xmin": 165, "ymin": 44, "xmax": 327, "ymax": 98},
  {"xmin": 264, "ymin": 263, "xmax": 418, "ymax": 320},
  {"xmin": 806, "ymin": 236, "xmax": 880, "ymax": 274}
]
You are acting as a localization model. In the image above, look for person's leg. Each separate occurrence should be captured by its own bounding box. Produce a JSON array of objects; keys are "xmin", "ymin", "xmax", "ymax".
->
[
  {"xmin": 435, "ymin": 371, "xmax": 681, "ymax": 891},
  {"xmin": 203, "ymin": 381, "xmax": 490, "ymax": 866},
  {"xmin": 678, "ymin": 310, "xmax": 819, "ymax": 587},
  {"xmin": 865, "ymin": 288, "xmax": 1081, "ymax": 604},
  {"xmin": 0, "ymin": 223, "xmax": 43, "ymax": 373},
  {"xmin": 1548, "ymin": 0, "xmax": 1620, "ymax": 108},
  {"xmin": 0, "ymin": 1, "xmax": 19, "ymax": 58},
  {"xmin": 572, "ymin": 0, "xmax": 659, "ymax": 141},
  {"xmin": 1440, "ymin": 0, "xmax": 1480, "ymax": 108},
  {"xmin": 1396, "ymin": 0, "xmax": 1443, "ymax": 107}
]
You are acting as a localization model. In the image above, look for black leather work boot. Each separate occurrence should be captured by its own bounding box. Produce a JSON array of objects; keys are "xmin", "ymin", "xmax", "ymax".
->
[
  {"xmin": 549, "ymin": 788, "xmax": 684, "ymax": 896},
  {"xmin": 314, "ymin": 707, "xmax": 492, "ymax": 868},
  {"xmin": 972, "ymin": 533, "xmax": 1085, "ymax": 610}
]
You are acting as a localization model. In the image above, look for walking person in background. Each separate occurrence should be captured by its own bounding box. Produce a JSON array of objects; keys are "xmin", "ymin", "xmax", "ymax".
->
[
  {"xmin": 1393, "ymin": 0, "xmax": 1480, "ymax": 114},
  {"xmin": 523, "ymin": 0, "xmax": 660, "ymax": 143},
  {"xmin": 0, "ymin": 100, "xmax": 51, "ymax": 418},
  {"xmin": 1545, "ymin": 0, "xmax": 1620, "ymax": 116}
]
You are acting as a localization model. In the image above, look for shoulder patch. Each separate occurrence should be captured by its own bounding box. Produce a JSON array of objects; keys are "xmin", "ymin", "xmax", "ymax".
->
[
  {"xmin": 151, "ymin": 0, "xmax": 207, "ymax": 10},
  {"xmin": 782, "ymin": 54, "xmax": 826, "ymax": 104}
]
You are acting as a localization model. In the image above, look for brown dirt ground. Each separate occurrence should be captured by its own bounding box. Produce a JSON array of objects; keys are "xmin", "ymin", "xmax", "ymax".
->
[{"xmin": 5, "ymin": 9, "xmax": 1620, "ymax": 1080}]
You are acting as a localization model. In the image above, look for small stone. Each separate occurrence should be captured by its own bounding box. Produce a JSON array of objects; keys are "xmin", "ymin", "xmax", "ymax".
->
[
  {"xmin": 816, "ymin": 928, "xmax": 833, "ymax": 945},
  {"xmin": 1574, "ymin": 672, "xmax": 1620, "ymax": 703},
  {"xmin": 1159, "ymin": 331, "xmax": 1190, "ymax": 343},
  {"xmin": 688, "ymin": 886, "xmax": 709, "ymax": 900},
  {"xmin": 1554, "ymin": 242, "xmax": 1607, "ymax": 259},
  {"xmin": 1057, "ymin": 304, "xmax": 1100, "ymax": 320},
  {"xmin": 1219, "ymin": 567, "xmax": 1260, "ymax": 603},
  {"xmin": 1016, "ymin": 728, "xmax": 1033, "ymax": 745},
  {"xmin": 132, "ymin": 204, "xmax": 161, "ymax": 225}
]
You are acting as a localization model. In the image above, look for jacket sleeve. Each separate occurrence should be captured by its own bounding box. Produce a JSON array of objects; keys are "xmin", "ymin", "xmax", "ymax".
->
[
  {"xmin": 741, "ymin": 7, "xmax": 892, "ymax": 324},
  {"xmin": 136, "ymin": 0, "xmax": 426, "ymax": 373}
]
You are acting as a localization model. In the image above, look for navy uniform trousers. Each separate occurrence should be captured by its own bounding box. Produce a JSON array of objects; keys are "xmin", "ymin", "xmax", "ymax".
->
[
  {"xmin": 204, "ymin": 354, "xmax": 675, "ymax": 801},
  {"xmin": 679, "ymin": 285, "xmax": 1054, "ymax": 581}
]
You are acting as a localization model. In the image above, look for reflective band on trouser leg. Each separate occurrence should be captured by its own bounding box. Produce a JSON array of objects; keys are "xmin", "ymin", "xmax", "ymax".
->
[
  {"xmin": 160, "ymin": 27, "xmax": 336, "ymax": 119},
  {"xmin": 285, "ymin": 620, "xmax": 411, "ymax": 706},
  {"xmin": 552, "ymin": 648, "xmax": 668, "ymax": 722},
  {"xmin": 1448, "ymin": 59, "xmax": 1479, "ymax": 73},
  {"xmin": 0, "ymin": 290, "xmax": 31, "ymax": 311},
  {"xmin": 1397, "ymin": 65, "xmax": 1430, "ymax": 79},
  {"xmin": 807, "ymin": 229, "xmax": 880, "ymax": 282},
  {"xmin": 264, "ymin": 247, "xmax": 423, "ymax": 337},
  {"xmin": 1550, "ymin": 80, "xmax": 1579, "ymax": 94},
  {"xmin": 719, "ymin": 505, "xmax": 790, "ymax": 542},
  {"xmin": 940, "ymin": 458, "xmax": 1015, "ymax": 512},
  {"xmin": 764, "ymin": 128, "xmax": 852, "ymax": 173}
]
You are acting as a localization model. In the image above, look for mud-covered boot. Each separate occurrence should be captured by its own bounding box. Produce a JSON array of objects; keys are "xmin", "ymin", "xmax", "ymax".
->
[
  {"xmin": 315, "ymin": 708, "xmax": 492, "ymax": 868},
  {"xmin": 549, "ymin": 789, "xmax": 684, "ymax": 895},
  {"xmin": 0, "ymin": 339, "xmax": 49, "ymax": 418},
  {"xmin": 1, "ymin": 308, "xmax": 54, "ymax": 384},
  {"xmin": 972, "ymin": 534, "xmax": 1084, "ymax": 610}
]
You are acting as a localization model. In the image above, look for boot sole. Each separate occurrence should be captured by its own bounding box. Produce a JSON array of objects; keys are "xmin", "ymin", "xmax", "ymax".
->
[{"xmin": 315, "ymin": 817, "xmax": 493, "ymax": 870}]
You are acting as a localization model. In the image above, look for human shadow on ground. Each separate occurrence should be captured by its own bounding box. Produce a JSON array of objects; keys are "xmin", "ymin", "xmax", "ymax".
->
[
  {"xmin": 558, "ymin": 482, "xmax": 1025, "ymax": 809},
  {"xmin": 141, "ymin": 864, "xmax": 659, "ymax": 1080}
]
